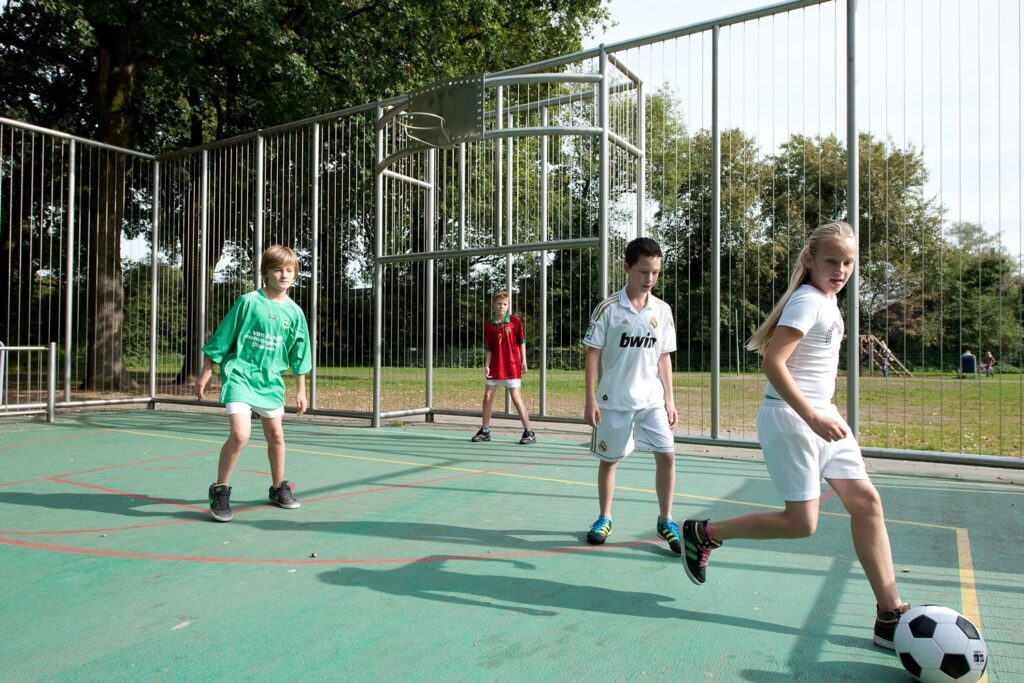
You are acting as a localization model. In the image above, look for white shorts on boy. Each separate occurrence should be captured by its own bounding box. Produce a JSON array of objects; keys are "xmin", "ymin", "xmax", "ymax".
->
[
  {"xmin": 485, "ymin": 378, "xmax": 521, "ymax": 389},
  {"xmin": 590, "ymin": 406, "xmax": 674, "ymax": 461},
  {"xmin": 225, "ymin": 401, "xmax": 285, "ymax": 419},
  {"xmin": 756, "ymin": 398, "xmax": 867, "ymax": 501}
]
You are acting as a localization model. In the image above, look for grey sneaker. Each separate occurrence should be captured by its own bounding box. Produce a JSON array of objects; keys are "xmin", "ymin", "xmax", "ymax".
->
[
  {"xmin": 269, "ymin": 480, "xmax": 300, "ymax": 509},
  {"xmin": 471, "ymin": 427, "xmax": 491, "ymax": 443},
  {"xmin": 209, "ymin": 483, "xmax": 233, "ymax": 522}
]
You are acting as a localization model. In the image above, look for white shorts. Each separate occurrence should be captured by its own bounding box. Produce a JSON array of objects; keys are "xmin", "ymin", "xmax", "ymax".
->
[
  {"xmin": 485, "ymin": 378, "xmax": 521, "ymax": 389},
  {"xmin": 756, "ymin": 398, "xmax": 867, "ymax": 502},
  {"xmin": 225, "ymin": 401, "xmax": 285, "ymax": 419},
  {"xmin": 590, "ymin": 406, "xmax": 675, "ymax": 461}
]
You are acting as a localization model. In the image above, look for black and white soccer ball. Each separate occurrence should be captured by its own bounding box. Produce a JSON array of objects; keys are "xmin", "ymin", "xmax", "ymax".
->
[{"xmin": 893, "ymin": 605, "xmax": 988, "ymax": 682}]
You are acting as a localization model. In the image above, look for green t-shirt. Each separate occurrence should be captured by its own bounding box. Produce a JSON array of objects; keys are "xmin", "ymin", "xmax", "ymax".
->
[{"xmin": 202, "ymin": 290, "xmax": 312, "ymax": 408}]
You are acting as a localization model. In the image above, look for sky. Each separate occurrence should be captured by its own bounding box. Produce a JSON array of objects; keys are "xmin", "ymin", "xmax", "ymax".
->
[{"xmin": 584, "ymin": 0, "xmax": 1024, "ymax": 260}]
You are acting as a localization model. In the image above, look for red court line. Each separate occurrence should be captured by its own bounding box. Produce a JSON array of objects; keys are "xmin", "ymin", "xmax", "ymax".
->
[
  {"xmin": 2, "ymin": 456, "xmax": 587, "ymax": 536},
  {"xmin": 0, "ymin": 535, "xmax": 660, "ymax": 565},
  {"xmin": 820, "ymin": 490, "xmax": 836, "ymax": 504},
  {"xmin": 46, "ymin": 477, "xmax": 210, "ymax": 513},
  {"xmin": 0, "ymin": 448, "xmax": 214, "ymax": 489}
]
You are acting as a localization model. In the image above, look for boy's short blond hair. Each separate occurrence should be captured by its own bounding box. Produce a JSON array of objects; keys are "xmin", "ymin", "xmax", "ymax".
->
[
  {"xmin": 492, "ymin": 289, "xmax": 510, "ymax": 303},
  {"xmin": 261, "ymin": 245, "xmax": 299, "ymax": 277}
]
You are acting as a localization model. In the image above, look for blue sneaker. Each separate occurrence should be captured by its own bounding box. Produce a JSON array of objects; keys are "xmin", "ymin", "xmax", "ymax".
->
[
  {"xmin": 657, "ymin": 517, "xmax": 682, "ymax": 555},
  {"xmin": 586, "ymin": 516, "xmax": 612, "ymax": 545}
]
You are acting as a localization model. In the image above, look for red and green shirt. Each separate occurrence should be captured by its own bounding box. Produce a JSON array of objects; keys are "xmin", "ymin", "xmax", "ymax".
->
[{"xmin": 484, "ymin": 314, "xmax": 525, "ymax": 380}]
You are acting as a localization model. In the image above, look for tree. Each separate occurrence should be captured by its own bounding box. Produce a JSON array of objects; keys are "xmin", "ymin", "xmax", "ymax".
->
[{"xmin": 1, "ymin": 0, "xmax": 608, "ymax": 387}]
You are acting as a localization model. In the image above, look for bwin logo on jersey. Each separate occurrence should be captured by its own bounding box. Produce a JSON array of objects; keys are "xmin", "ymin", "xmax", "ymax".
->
[{"xmin": 619, "ymin": 332, "xmax": 657, "ymax": 348}]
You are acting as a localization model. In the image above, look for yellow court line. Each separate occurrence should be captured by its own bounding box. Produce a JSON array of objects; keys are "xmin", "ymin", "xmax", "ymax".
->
[{"xmin": 956, "ymin": 527, "xmax": 988, "ymax": 682}]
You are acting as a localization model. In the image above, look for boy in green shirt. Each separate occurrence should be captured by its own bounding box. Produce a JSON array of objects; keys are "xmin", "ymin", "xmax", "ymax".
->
[{"xmin": 195, "ymin": 245, "xmax": 312, "ymax": 522}]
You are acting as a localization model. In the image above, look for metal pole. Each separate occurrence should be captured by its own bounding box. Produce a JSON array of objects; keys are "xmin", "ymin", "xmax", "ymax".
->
[
  {"xmin": 495, "ymin": 87, "xmax": 504, "ymax": 247},
  {"xmin": 310, "ymin": 123, "xmax": 321, "ymax": 410},
  {"xmin": 710, "ymin": 25, "xmax": 722, "ymax": 440},
  {"xmin": 505, "ymin": 110, "xmax": 514, "ymax": 295},
  {"xmin": 254, "ymin": 134, "xmax": 265, "ymax": 287},
  {"xmin": 846, "ymin": 0, "xmax": 860, "ymax": 436},
  {"xmin": 149, "ymin": 161, "xmax": 160, "ymax": 402},
  {"xmin": 198, "ymin": 150, "xmax": 209, "ymax": 364},
  {"xmin": 425, "ymin": 148, "xmax": 436, "ymax": 413},
  {"xmin": 539, "ymin": 107, "xmax": 549, "ymax": 415},
  {"xmin": 637, "ymin": 79, "xmax": 646, "ymax": 238},
  {"xmin": 63, "ymin": 140, "xmax": 75, "ymax": 402},
  {"xmin": 372, "ymin": 105, "xmax": 385, "ymax": 428},
  {"xmin": 458, "ymin": 143, "xmax": 467, "ymax": 250},
  {"xmin": 598, "ymin": 47, "xmax": 610, "ymax": 298},
  {"xmin": 0, "ymin": 342, "xmax": 6, "ymax": 407},
  {"xmin": 47, "ymin": 342, "xmax": 57, "ymax": 422}
]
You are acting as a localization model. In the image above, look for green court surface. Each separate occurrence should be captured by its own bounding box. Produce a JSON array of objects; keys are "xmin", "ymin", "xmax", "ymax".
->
[{"xmin": 1, "ymin": 410, "xmax": 1020, "ymax": 682}]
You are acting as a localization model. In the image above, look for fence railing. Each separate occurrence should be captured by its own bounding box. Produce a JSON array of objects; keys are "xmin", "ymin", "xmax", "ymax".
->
[
  {"xmin": 0, "ymin": 343, "xmax": 57, "ymax": 422},
  {"xmin": 1, "ymin": 0, "xmax": 1022, "ymax": 463}
]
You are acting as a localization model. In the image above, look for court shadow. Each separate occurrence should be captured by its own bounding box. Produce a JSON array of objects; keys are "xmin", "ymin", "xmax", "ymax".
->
[
  {"xmin": 0, "ymin": 491, "xmax": 202, "ymax": 519},
  {"xmin": 318, "ymin": 556, "xmax": 806, "ymax": 633},
  {"xmin": 739, "ymin": 661, "xmax": 904, "ymax": 682}
]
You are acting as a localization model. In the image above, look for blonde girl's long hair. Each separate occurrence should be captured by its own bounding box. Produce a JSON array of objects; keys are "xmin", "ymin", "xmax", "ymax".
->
[{"xmin": 746, "ymin": 221, "xmax": 856, "ymax": 354}]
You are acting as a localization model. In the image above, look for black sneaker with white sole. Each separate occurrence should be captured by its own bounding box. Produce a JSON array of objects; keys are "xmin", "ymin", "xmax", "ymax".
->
[
  {"xmin": 209, "ymin": 483, "xmax": 233, "ymax": 522},
  {"xmin": 269, "ymin": 480, "xmax": 300, "ymax": 509}
]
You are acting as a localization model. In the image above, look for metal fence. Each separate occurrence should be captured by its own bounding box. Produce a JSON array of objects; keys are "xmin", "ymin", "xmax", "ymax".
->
[{"xmin": 1, "ymin": 0, "xmax": 1022, "ymax": 462}]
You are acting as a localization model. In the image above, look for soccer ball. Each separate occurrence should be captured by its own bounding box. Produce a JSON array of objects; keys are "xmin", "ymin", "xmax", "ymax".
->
[{"xmin": 893, "ymin": 605, "xmax": 988, "ymax": 682}]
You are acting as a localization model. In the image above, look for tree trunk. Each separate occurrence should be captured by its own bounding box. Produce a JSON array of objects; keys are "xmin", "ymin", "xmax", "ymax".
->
[{"xmin": 82, "ymin": 25, "xmax": 137, "ymax": 390}]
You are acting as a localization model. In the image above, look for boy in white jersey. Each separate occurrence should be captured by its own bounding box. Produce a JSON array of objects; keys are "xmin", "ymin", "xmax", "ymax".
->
[
  {"xmin": 679, "ymin": 222, "xmax": 910, "ymax": 650},
  {"xmin": 582, "ymin": 237, "xmax": 681, "ymax": 555}
]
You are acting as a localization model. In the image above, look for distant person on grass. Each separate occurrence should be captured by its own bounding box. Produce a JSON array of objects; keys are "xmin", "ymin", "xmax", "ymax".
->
[
  {"xmin": 582, "ymin": 237, "xmax": 682, "ymax": 556},
  {"xmin": 678, "ymin": 222, "xmax": 910, "ymax": 650},
  {"xmin": 195, "ymin": 245, "xmax": 312, "ymax": 522},
  {"xmin": 981, "ymin": 350, "xmax": 996, "ymax": 377},
  {"xmin": 470, "ymin": 290, "xmax": 535, "ymax": 445}
]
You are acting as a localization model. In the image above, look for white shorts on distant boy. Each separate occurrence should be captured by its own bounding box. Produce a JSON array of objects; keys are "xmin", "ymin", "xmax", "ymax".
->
[
  {"xmin": 225, "ymin": 401, "xmax": 285, "ymax": 419},
  {"xmin": 590, "ymin": 406, "xmax": 674, "ymax": 461},
  {"xmin": 756, "ymin": 398, "xmax": 867, "ymax": 501},
  {"xmin": 485, "ymin": 378, "xmax": 521, "ymax": 389}
]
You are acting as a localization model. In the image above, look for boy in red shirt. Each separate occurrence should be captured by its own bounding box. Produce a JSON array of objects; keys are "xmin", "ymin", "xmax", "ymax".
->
[{"xmin": 471, "ymin": 290, "xmax": 536, "ymax": 444}]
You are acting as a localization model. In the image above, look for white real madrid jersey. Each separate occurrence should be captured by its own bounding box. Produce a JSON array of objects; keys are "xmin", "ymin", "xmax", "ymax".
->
[{"xmin": 583, "ymin": 287, "xmax": 677, "ymax": 410}]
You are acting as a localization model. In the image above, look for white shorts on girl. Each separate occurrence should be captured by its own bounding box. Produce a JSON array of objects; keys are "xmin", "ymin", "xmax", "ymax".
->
[
  {"xmin": 225, "ymin": 401, "xmax": 285, "ymax": 419},
  {"xmin": 485, "ymin": 378, "xmax": 521, "ymax": 389},
  {"xmin": 590, "ymin": 406, "xmax": 675, "ymax": 461},
  {"xmin": 756, "ymin": 398, "xmax": 867, "ymax": 502}
]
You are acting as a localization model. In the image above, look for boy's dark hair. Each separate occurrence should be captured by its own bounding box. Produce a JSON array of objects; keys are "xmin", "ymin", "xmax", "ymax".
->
[{"xmin": 624, "ymin": 237, "xmax": 663, "ymax": 266}]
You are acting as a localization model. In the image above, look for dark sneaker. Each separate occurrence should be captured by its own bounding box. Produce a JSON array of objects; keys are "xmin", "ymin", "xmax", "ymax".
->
[
  {"xmin": 681, "ymin": 519, "xmax": 721, "ymax": 585},
  {"xmin": 874, "ymin": 602, "xmax": 910, "ymax": 649},
  {"xmin": 209, "ymin": 483, "xmax": 233, "ymax": 522},
  {"xmin": 519, "ymin": 429, "xmax": 536, "ymax": 445},
  {"xmin": 471, "ymin": 427, "xmax": 491, "ymax": 443},
  {"xmin": 657, "ymin": 517, "xmax": 682, "ymax": 555},
  {"xmin": 269, "ymin": 480, "xmax": 300, "ymax": 509},
  {"xmin": 586, "ymin": 516, "xmax": 612, "ymax": 545}
]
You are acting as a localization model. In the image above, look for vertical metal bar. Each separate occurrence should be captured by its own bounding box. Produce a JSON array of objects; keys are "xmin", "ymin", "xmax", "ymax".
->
[
  {"xmin": 458, "ymin": 142, "xmax": 467, "ymax": 250},
  {"xmin": 539, "ymin": 106, "xmax": 549, "ymax": 415},
  {"xmin": 254, "ymin": 134, "xmax": 265, "ymax": 287},
  {"xmin": 198, "ymin": 150, "xmax": 209, "ymax": 363},
  {"xmin": 598, "ymin": 47, "xmax": 610, "ymax": 298},
  {"xmin": 495, "ymin": 87, "xmax": 504, "ymax": 246},
  {"xmin": 47, "ymin": 342, "xmax": 56, "ymax": 422},
  {"xmin": 0, "ymin": 342, "xmax": 6, "ymax": 407},
  {"xmin": 63, "ymin": 140, "xmax": 76, "ymax": 402},
  {"xmin": 846, "ymin": 0, "xmax": 860, "ymax": 436},
  {"xmin": 637, "ymin": 79, "xmax": 646, "ymax": 238},
  {"xmin": 149, "ymin": 161, "xmax": 160, "ymax": 401},
  {"xmin": 505, "ymin": 111, "xmax": 514, "ymax": 294},
  {"xmin": 372, "ymin": 105, "xmax": 385, "ymax": 427},
  {"xmin": 425, "ymin": 148, "xmax": 436, "ymax": 411},
  {"xmin": 310, "ymin": 123, "xmax": 321, "ymax": 409},
  {"xmin": 711, "ymin": 25, "xmax": 722, "ymax": 440}
]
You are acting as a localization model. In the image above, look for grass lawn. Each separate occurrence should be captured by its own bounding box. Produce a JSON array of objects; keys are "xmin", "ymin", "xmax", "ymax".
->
[{"xmin": 302, "ymin": 367, "xmax": 1023, "ymax": 458}]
